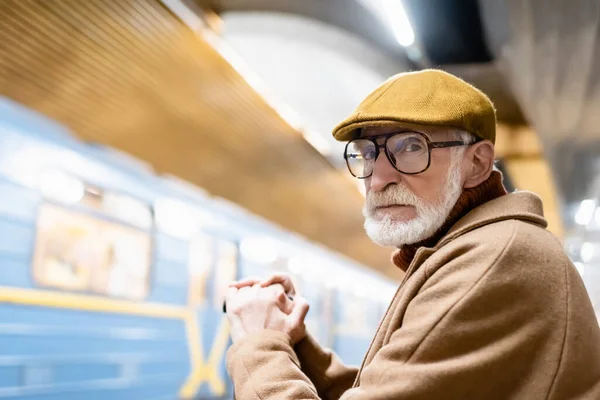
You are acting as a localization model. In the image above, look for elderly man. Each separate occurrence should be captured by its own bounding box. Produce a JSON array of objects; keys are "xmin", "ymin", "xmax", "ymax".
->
[{"xmin": 224, "ymin": 70, "xmax": 600, "ymax": 399}]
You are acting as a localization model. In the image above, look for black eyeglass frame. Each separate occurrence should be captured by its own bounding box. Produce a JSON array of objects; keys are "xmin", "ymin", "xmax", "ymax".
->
[{"xmin": 343, "ymin": 131, "xmax": 472, "ymax": 179}]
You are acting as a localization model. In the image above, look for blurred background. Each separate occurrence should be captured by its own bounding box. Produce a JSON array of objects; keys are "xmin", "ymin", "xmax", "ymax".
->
[{"xmin": 0, "ymin": 0, "xmax": 599, "ymax": 398}]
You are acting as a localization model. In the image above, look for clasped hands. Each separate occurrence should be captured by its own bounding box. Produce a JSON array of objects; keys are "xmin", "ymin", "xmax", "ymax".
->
[{"xmin": 225, "ymin": 274, "xmax": 309, "ymax": 344}]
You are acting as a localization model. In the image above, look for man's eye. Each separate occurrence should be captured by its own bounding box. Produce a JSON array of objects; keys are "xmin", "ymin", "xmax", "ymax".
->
[
  {"xmin": 362, "ymin": 149, "xmax": 377, "ymax": 159},
  {"xmin": 405, "ymin": 143, "xmax": 424, "ymax": 152}
]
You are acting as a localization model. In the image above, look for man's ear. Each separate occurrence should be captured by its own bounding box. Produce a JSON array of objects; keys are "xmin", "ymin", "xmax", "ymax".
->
[{"xmin": 463, "ymin": 140, "xmax": 495, "ymax": 189}]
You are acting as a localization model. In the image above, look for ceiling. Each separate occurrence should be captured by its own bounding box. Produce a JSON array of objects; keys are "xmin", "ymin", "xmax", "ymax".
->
[
  {"xmin": 0, "ymin": 0, "xmax": 403, "ymax": 279},
  {"xmin": 3, "ymin": 0, "xmax": 596, "ymax": 280},
  {"xmin": 203, "ymin": 0, "xmax": 527, "ymax": 127},
  {"xmin": 218, "ymin": 11, "xmax": 409, "ymax": 167},
  {"xmin": 199, "ymin": 0, "xmax": 410, "ymax": 62},
  {"xmin": 478, "ymin": 0, "xmax": 600, "ymax": 208},
  {"xmin": 202, "ymin": 0, "xmax": 599, "ymax": 225}
]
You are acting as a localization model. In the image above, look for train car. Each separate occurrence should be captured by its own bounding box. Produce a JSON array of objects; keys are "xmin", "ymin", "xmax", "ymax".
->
[{"xmin": 0, "ymin": 97, "xmax": 396, "ymax": 399}]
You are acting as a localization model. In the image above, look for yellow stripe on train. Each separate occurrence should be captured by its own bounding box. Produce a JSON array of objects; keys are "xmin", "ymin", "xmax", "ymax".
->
[{"xmin": 0, "ymin": 286, "xmax": 230, "ymax": 398}]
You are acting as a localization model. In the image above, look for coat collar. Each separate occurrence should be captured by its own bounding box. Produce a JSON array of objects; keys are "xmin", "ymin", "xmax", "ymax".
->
[{"xmin": 437, "ymin": 190, "xmax": 548, "ymax": 248}]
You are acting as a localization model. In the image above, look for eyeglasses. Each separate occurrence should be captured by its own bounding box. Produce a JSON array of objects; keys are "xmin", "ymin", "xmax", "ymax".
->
[{"xmin": 344, "ymin": 131, "xmax": 470, "ymax": 179}]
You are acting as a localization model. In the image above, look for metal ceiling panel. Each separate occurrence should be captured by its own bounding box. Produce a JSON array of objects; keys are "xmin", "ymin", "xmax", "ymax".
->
[{"xmin": 478, "ymin": 0, "xmax": 600, "ymax": 204}]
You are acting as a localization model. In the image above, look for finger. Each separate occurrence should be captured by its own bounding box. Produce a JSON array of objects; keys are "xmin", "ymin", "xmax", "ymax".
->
[
  {"xmin": 260, "ymin": 274, "xmax": 296, "ymax": 295},
  {"xmin": 270, "ymin": 284, "xmax": 293, "ymax": 312},
  {"xmin": 229, "ymin": 276, "xmax": 262, "ymax": 289},
  {"xmin": 281, "ymin": 296, "xmax": 295, "ymax": 314},
  {"xmin": 225, "ymin": 286, "xmax": 238, "ymax": 299},
  {"xmin": 260, "ymin": 274, "xmax": 291, "ymax": 289},
  {"xmin": 258, "ymin": 283, "xmax": 294, "ymax": 314},
  {"xmin": 225, "ymin": 310, "xmax": 247, "ymax": 343},
  {"xmin": 239, "ymin": 283, "xmax": 259, "ymax": 300},
  {"xmin": 223, "ymin": 287, "xmax": 239, "ymax": 314},
  {"xmin": 269, "ymin": 283, "xmax": 286, "ymax": 295},
  {"xmin": 289, "ymin": 296, "xmax": 310, "ymax": 326}
]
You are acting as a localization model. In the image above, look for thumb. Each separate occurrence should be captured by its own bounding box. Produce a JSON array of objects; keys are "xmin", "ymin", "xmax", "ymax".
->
[{"xmin": 289, "ymin": 296, "xmax": 310, "ymax": 327}]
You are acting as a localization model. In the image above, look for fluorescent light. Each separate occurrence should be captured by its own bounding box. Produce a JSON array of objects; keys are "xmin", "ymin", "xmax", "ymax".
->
[
  {"xmin": 581, "ymin": 242, "xmax": 595, "ymax": 263},
  {"xmin": 383, "ymin": 0, "xmax": 415, "ymax": 47},
  {"xmin": 575, "ymin": 199, "xmax": 596, "ymax": 226}
]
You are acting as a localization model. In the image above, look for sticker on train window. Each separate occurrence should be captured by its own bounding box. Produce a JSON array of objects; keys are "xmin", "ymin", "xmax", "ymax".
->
[{"xmin": 33, "ymin": 203, "xmax": 151, "ymax": 299}]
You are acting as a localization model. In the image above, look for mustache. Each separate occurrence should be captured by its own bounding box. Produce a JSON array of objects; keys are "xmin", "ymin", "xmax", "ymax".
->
[{"xmin": 363, "ymin": 184, "xmax": 421, "ymax": 217}]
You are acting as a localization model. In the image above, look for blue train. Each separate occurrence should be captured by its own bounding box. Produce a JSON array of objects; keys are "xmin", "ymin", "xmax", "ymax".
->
[{"xmin": 0, "ymin": 98, "xmax": 396, "ymax": 399}]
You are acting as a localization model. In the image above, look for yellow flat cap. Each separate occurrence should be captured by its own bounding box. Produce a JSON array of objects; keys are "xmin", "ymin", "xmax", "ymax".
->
[{"xmin": 332, "ymin": 69, "xmax": 496, "ymax": 143}]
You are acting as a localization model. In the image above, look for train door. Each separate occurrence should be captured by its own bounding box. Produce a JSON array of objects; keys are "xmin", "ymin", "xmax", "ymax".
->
[{"xmin": 181, "ymin": 232, "xmax": 238, "ymax": 399}]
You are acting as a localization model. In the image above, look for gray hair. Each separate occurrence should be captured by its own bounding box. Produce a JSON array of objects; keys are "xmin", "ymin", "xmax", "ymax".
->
[
  {"xmin": 451, "ymin": 130, "xmax": 478, "ymax": 159},
  {"xmin": 454, "ymin": 129, "xmax": 478, "ymax": 144}
]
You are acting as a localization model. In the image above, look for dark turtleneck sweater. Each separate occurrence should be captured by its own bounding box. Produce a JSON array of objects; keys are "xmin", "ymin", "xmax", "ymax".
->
[{"xmin": 391, "ymin": 170, "xmax": 508, "ymax": 272}]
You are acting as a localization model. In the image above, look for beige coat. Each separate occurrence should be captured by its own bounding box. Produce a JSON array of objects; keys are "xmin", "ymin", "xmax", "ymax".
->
[{"xmin": 226, "ymin": 192, "xmax": 600, "ymax": 399}]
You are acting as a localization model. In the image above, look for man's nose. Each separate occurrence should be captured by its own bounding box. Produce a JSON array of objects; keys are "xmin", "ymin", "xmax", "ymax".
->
[{"xmin": 369, "ymin": 149, "xmax": 402, "ymax": 192}]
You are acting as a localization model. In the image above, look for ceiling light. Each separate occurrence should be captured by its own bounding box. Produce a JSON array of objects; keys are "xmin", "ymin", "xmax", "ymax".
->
[
  {"xmin": 581, "ymin": 242, "xmax": 595, "ymax": 263},
  {"xmin": 575, "ymin": 199, "xmax": 596, "ymax": 226},
  {"xmin": 383, "ymin": 0, "xmax": 415, "ymax": 47}
]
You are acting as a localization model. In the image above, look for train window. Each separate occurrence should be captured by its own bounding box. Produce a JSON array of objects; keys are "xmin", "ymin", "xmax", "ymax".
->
[{"xmin": 33, "ymin": 203, "xmax": 151, "ymax": 299}]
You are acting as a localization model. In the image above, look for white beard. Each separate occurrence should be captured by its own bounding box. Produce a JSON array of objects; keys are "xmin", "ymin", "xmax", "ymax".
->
[{"xmin": 362, "ymin": 155, "xmax": 464, "ymax": 247}]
